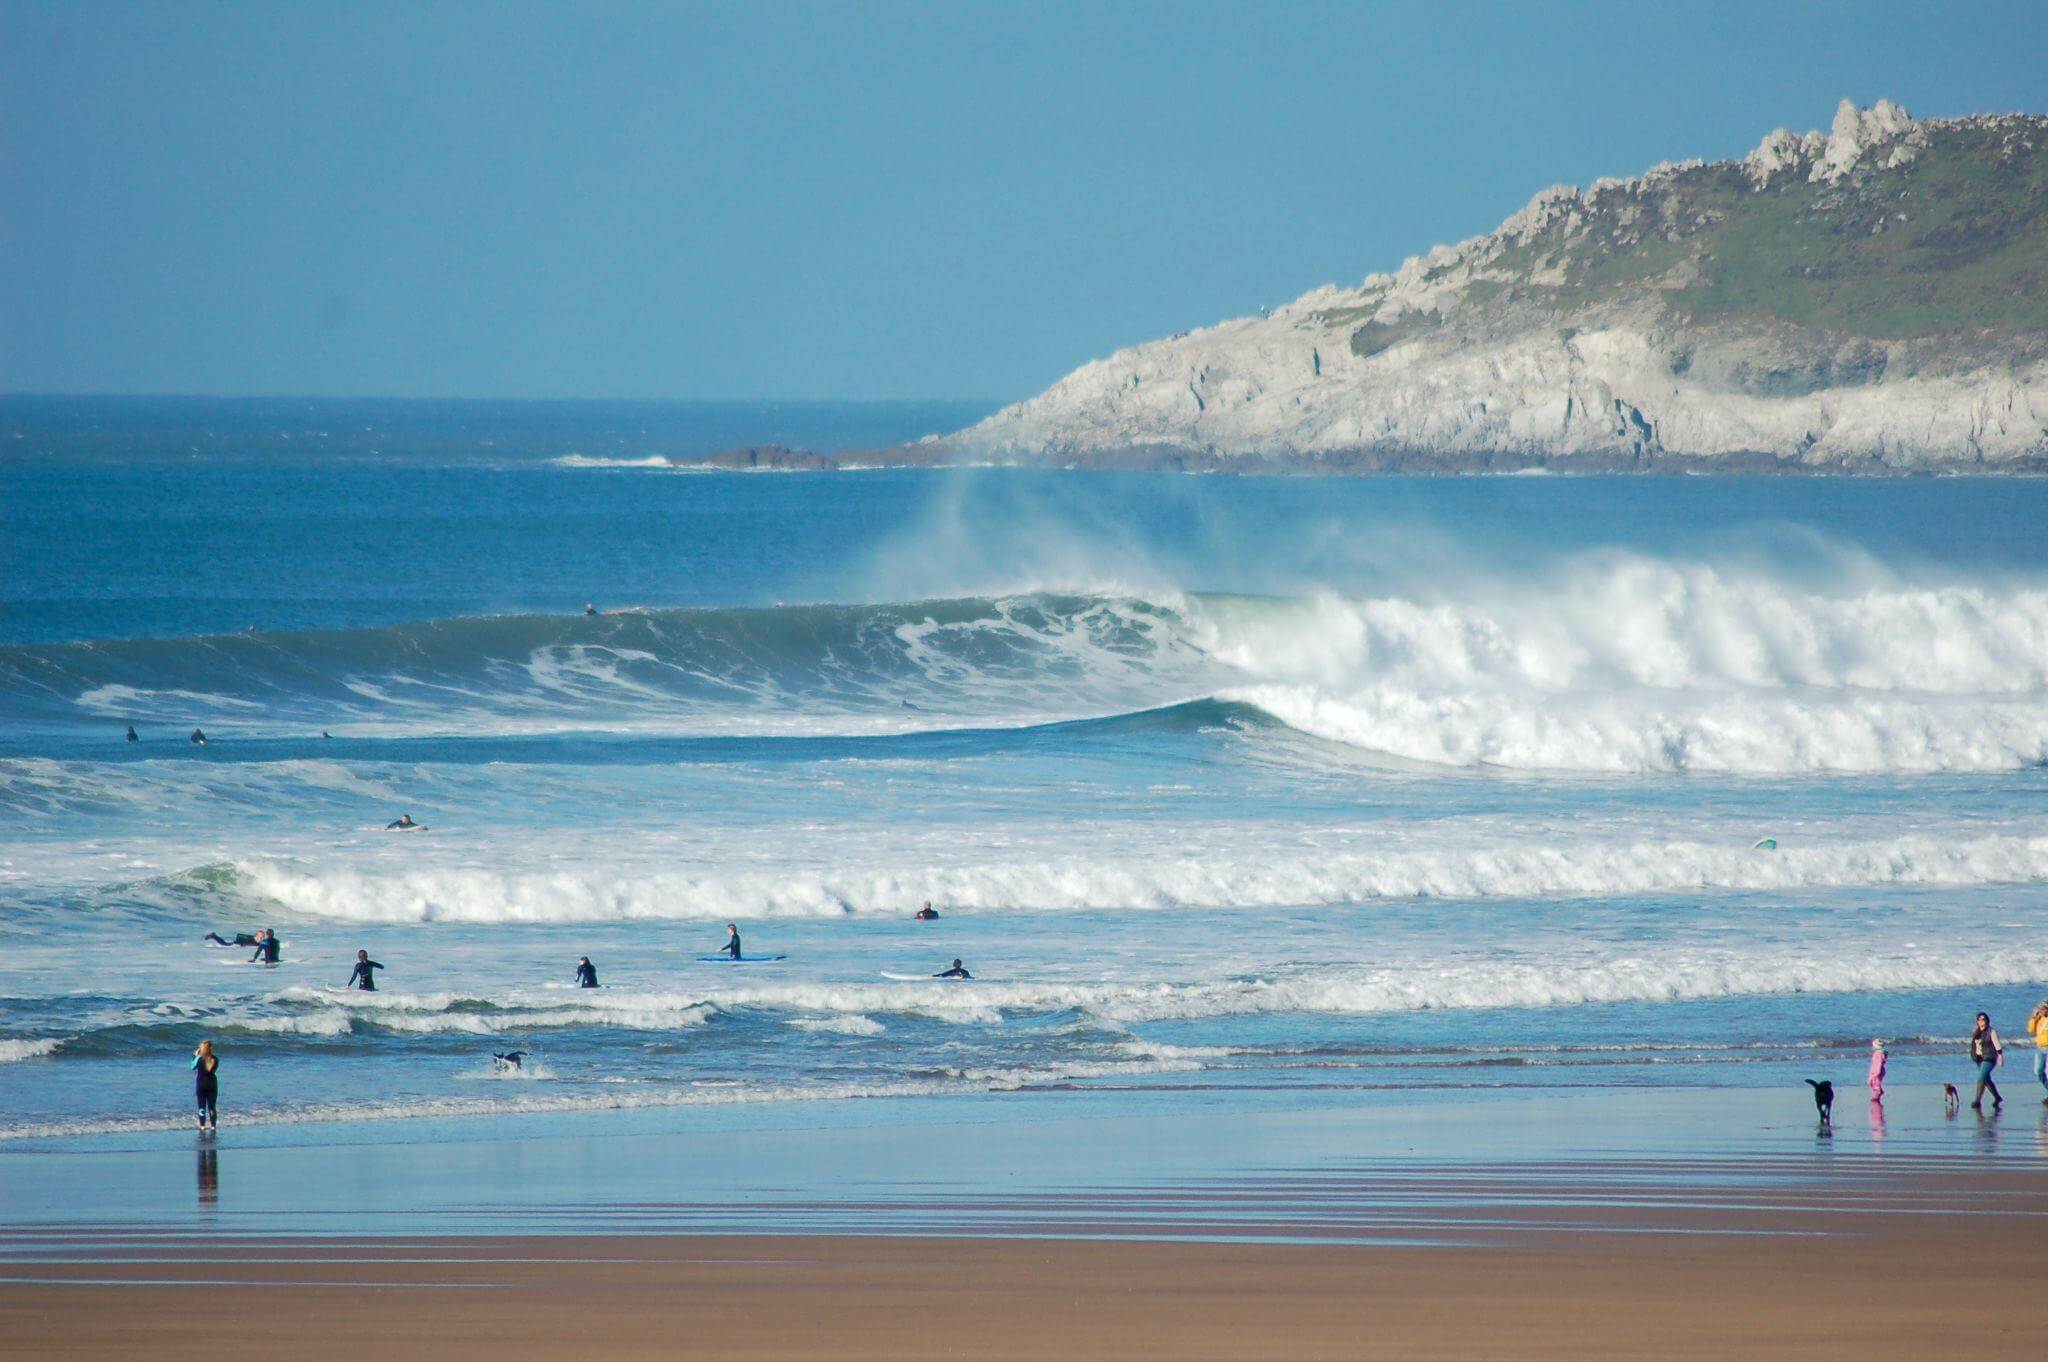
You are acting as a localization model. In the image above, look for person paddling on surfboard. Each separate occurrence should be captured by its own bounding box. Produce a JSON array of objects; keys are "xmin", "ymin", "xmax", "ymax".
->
[
  {"xmin": 574, "ymin": 956, "xmax": 599, "ymax": 988},
  {"xmin": 345, "ymin": 949, "xmax": 385, "ymax": 991},
  {"xmin": 385, "ymin": 813, "xmax": 419, "ymax": 831},
  {"xmin": 914, "ymin": 902, "xmax": 940, "ymax": 920},
  {"xmin": 720, "ymin": 924, "xmax": 743, "ymax": 960},
  {"xmin": 934, "ymin": 958, "xmax": 971, "ymax": 979}
]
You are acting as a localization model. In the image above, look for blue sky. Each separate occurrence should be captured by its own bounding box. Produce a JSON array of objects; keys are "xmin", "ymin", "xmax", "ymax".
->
[{"xmin": 2, "ymin": 1, "xmax": 2043, "ymax": 402}]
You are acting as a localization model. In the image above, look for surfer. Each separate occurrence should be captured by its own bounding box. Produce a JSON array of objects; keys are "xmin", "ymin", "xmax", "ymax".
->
[
  {"xmin": 584, "ymin": 602, "xmax": 598, "ymax": 617},
  {"xmin": 345, "ymin": 949, "xmax": 386, "ymax": 991},
  {"xmin": 934, "ymin": 958, "xmax": 972, "ymax": 979},
  {"xmin": 125, "ymin": 725, "xmax": 138, "ymax": 742},
  {"xmin": 914, "ymin": 902, "xmax": 940, "ymax": 920},
  {"xmin": 720, "ymin": 924, "xmax": 742, "ymax": 960},
  {"xmin": 575, "ymin": 956, "xmax": 599, "ymax": 988},
  {"xmin": 492, "ymin": 1051, "xmax": 527, "ymax": 1071},
  {"xmin": 385, "ymin": 813, "xmax": 419, "ymax": 830},
  {"xmin": 251, "ymin": 929, "xmax": 281, "ymax": 964},
  {"xmin": 191, "ymin": 1040, "xmax": 220, "ymax": 1131},
  {"xmin": 189, "ymin": 729, "xmax": 207, "ymax": 745},
  {"xmin": 321, "ymin": 731, "xmax": 332, "ymax": 740},
  {"xmin": 205, "ymin": 931, "xmax": 260, "ymax": 948}
]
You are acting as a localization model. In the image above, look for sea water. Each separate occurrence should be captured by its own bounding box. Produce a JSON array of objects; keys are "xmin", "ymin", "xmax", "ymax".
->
[{"xmin": 2, "ymin": 398, "xmax": 2046, "ymax": 1141}]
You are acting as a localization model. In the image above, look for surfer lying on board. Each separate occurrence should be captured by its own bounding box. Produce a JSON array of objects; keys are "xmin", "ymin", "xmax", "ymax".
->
[
  {"xmin": 934, "ymin": 959, "xmax": 972, "ymax": 979},
  {"xmin": 205, "ymin": 931, "xmax": 261, "ymax": 948},
  {"xmin": 385, "ymin": 813, "xmax": 420, "ymax": 830}
]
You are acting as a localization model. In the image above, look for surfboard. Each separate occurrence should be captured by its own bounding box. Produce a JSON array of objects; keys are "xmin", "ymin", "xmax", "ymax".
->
[
  {"xmin": 695, "ymin": 954, "xmax": 787, "ymax": 963},
  {"xmin": 880, "ymin": 971, "xmax": 969, "ymax": 981}
]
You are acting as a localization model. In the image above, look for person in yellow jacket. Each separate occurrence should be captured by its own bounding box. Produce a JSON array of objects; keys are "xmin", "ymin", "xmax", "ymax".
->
[{"xmin": 2029, "ymin": 1001, "xmax": 2048, "ymax": 1104}]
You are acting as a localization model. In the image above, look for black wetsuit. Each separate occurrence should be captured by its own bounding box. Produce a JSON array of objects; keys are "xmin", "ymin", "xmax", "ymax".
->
[
  {"xmin": 346, "ymin": 959, "xmax": 384, "ymax": 991},
  {"xmin": 206, "ymin": 932, "xmax": 260, "ymax": 948},
  {"xmin": 914, "ymin": 909, "xmax": 939, "ymax": 920},
  {"xmin": 192, "ymin": 1056, "xmax": 218, "ymax": 1126},
  {"xmin": 125, "ymin": 726, "xmax": 138, "ymax": 742},
  {"xmin": 724, "ymin": 932, "xmax": 742, "ymax": 959},
  {"xmin": 936, "ymin": 965, "xmax": 972, "ymax": 979},
  {"xmin": 252, "ymin": 936, "xmax": 281, "ymax": 964},
  {"xmin": 575, "ymin": 961, "xmax": 598, "ymax": 988}
]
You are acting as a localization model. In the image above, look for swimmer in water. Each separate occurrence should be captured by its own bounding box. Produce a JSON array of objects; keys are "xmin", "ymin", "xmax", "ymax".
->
[
  {"xmin": 584, "ymin": 603, "xmax": 598, "ymax": 617},
  {"xmin": 189, "ymin": 729, "xmax": 207, "ymax": 745},
  {"xmin": 385, "ymin": 814, "xmax": 418, "ymax": 830},
  {"xmin": 914, "ymin": 902, "xmax": 940, "ymax": 921},
  {"xmin": 934, "ymin": 958, "xmax": 972, "ymax": 979},
  {"xmin": 344, "ymin": 950, "xmax": 385, "ymax": 991},
  {"xmin": 574, "ymin": 956, "xmax": 598, "ymax": 988},
  {"xmin": 720, "ymin": 924, "xmax": 742, "ymax": 960},
  {"xmin": 126, "ymin": 725, "xmax": 139, "ymax": 742}
]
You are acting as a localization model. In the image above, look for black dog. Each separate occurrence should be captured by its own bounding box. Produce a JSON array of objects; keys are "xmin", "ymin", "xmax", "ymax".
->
[
  {"xmin": 1943, "ymin": 1083, "xmax": 1960, "ymax": 1115},
  {"xmin": 492, "ymin": 1050, "xmax": 527, "ymax": 1071},
  {"xmin": 1804, "ymin": 1079, "xmax": 1834, "ymax": 1126}
]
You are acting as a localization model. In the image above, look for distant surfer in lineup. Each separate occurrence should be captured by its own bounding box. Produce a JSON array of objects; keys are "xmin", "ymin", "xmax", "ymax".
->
[
  {"xmin": 934, "ymin": 958, "xmax": 972, "ymax": 979},
  {"xmin": 584, "ymin": 602, "xmax": 598, "ymax": 616},
  {"xmin": 251, "ymin": 929, "xmax": 281, "ymax": 964},
  {"xmin": 385, "ymin": 813, "xmax": 420, "ymax": 830},
  {"xmin": 344, "ymin": 949, "xmax": 386, "ymax": 991},
  {"xmin": 191, "ymin": 1040, "xmax": 219, "ymax": 1131},
  {"xmin": 189, "ymin": 728, "xmax": 206, "ymax": 745},
  {"xmin": 914, "ymin": 902, "xmax": 940, "ymax": 920},
  {"xmin": 575, "ymin": 956, "xmax": 599, "ymax": 987},
  {"xmin": 125, "ymin": 725, "xmax": 138, "ymax": 742},
  {"xmin": 720, "ymin": 924, "xmax": 742, "ymax": 959}
]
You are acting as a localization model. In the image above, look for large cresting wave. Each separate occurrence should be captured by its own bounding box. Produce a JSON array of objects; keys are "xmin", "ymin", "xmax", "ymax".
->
[{"xmin": 3, "ymin": 554, "xmax": 2045, "ymax": 772}]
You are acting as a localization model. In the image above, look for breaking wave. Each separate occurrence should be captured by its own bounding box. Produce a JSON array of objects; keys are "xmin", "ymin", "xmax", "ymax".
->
[{"xmin": 3, "ymin": 555, "xmax": 2045, "ymax": 772}]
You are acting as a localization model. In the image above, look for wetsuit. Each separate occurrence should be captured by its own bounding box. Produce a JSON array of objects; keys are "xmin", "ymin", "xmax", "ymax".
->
[
  {"xmin": 575, "ymin": 961, "xmax": 599, "ymax": 988},
  {"xmin": 914, "ymin": 908, "xmax": 939, "ymax": 920},
  {"xmin": 125, "ymin": 726, "xmax": 138, "ymax": 742},
  {"xmin": 252, "ymin": 935, "xmax": 281, "ymax": 964},
  {"xmin": 936, "ymin": 965, "xmax": 972, "ymax": 979},
  {"xmin": 385, "ymin": 817, "xmax": 416, "ymax": 830},
  {"xmin": 723, "ymin": 931, "xmax": 742, "ymax": 960},
  {"xmin": 206, "ymin": 932, "xmax": 259, "ymax": 948},
  {"xmin": 192, "ymin": 1055, "xmax": 218, "ymax": 1128},
  {"xmin": 346, "ymin": 959, "xmax": 384, "ymax": 991}
]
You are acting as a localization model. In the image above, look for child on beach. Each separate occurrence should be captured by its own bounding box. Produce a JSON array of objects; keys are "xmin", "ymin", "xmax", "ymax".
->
[{"xmin": 1867, "ymin": 1038, "xmax": 1886, "ymax": 1101}]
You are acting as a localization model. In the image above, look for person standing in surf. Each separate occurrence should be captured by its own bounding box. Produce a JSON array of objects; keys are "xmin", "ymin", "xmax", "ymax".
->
[
  {"xmin": 191, "ymin": 1040, "xmax": 219, "ymax": 1131},
  {"xmin": 345, "ymin": 949, "xmax": 386, "ymax": 991},
  {"xmin": 1969, "ymin": 1012, "xmax": 2004, "ymax": 1110},
  {"xmin": 720, "ymin": 924, "xmax": 742, "ymax": 960},
  {"xmin": 2028, "ymin": 1001, "xmax": 2048, "ymax": 1103},
  {"xmin": 575, "ymin": 956, "xmax": 599, "ymax": 987}
]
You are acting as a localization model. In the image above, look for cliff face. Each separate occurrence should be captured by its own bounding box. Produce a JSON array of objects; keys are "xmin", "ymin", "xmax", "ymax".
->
[{"xmin": 950, "ymin": 101, "xmax": 2048, "ymax": 472}]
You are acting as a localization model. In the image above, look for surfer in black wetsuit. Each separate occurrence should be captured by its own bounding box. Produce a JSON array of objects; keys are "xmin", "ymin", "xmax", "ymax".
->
[
  {"xmin": 914, "ymin": 902, "xmax": 940, "ymax": 920},
  {"xmin": 934, "ymin": 959, "xmax": 971, "ymax": 979},
  {"xmin": 205, "ymin": 931, "xmax": 260, "ymax": 948},
  {"xmin": 385, "ymin": 814, "xmax": 419, "ymax": 830},
  {"xmin": 345, "ymin": 949, "xmax": 385, "ymax": 991},
  {"xmin": 574, "ymin": 956, "xmax": 599, "ymax": 988},
  {"xmin": 125, "ymin": 725, "xmax": 139, "ymax": 742},
  {"xmin": 251, "ymin": 929, "xmax": 281, "ymax": 964},
  {"xmin": 584, "ymin": 602, "xmax": 598, "ymax": 617},
  {"xmin": 721, "ymin": 924, "xmax": 742, "ymax": 960},
  {"xmin": 189, "ymin": 729, "xmax": 207, "ymax": 745}
]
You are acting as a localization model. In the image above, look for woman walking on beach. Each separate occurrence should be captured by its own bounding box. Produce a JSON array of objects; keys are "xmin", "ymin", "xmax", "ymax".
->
[
  {"xmin": 1968, "ymin": 1012, "xmax": 2003, "ymax": 1111},
  {"xmin": 191, "ymin": 1040, "xmax": 219, "ymax": 1131},
  {"xmin": 2028, "ymin": 1001, "xmax": 2048, "ymax": 1103}
]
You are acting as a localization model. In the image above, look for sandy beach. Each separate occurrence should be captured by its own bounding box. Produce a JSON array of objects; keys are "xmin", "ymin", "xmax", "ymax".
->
[
  {"xmin": 6, "ymin": 1087, "xmax": 2046, "ymax": 1360},
  {"xmin": 7, "ymin": 1159, "xmax": 2046, "ymax": 1361}
]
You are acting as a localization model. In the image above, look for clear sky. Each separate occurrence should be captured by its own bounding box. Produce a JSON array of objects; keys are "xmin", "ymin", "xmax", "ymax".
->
[{"xmin": 2, "ymin": 1, "xmax": 2043, "ymax": 402}]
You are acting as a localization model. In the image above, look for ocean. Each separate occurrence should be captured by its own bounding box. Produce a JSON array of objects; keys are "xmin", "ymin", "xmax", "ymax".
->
[{"xmin": 3, "ymin": 397, "xmax": 2045, "ymax": 1143}]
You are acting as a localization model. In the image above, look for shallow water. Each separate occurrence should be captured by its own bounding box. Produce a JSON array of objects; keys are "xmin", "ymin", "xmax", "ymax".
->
[{"xmin": 3, "ymin": 400, "xmax": 2046, "ymax": 1140}]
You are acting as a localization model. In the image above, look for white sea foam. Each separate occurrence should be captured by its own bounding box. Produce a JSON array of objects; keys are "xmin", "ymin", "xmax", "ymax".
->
[
  {"xmin": 0, "ymin": 1038, "xmax": 65, "ymax": 1062},
  {"xmin": 787, "ymin": 1015, "xmax": 886, "ymax": 1035},
  {"xmin": 221, "ymin": 831, "xmax": 2048, "ymax": 922}
]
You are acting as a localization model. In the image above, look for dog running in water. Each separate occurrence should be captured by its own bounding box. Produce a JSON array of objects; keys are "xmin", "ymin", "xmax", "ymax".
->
[
  {"xmin": 492, "ymin": 1050, "xmax": 527, "ymax": 1072},
  {"xmin": 1943, "ymin": 1083, "xmax": 1961, "ymax": 1115},
  {"xmin": 1804, "ymin": 1078, "xmax": 1834, "ymax": 1126}
]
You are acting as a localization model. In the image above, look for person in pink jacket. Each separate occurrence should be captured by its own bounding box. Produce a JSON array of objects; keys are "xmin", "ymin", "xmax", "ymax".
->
[{"xmin": 1867, "ymin": 1038, "xmax": 1887, "ymax": 1101}]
